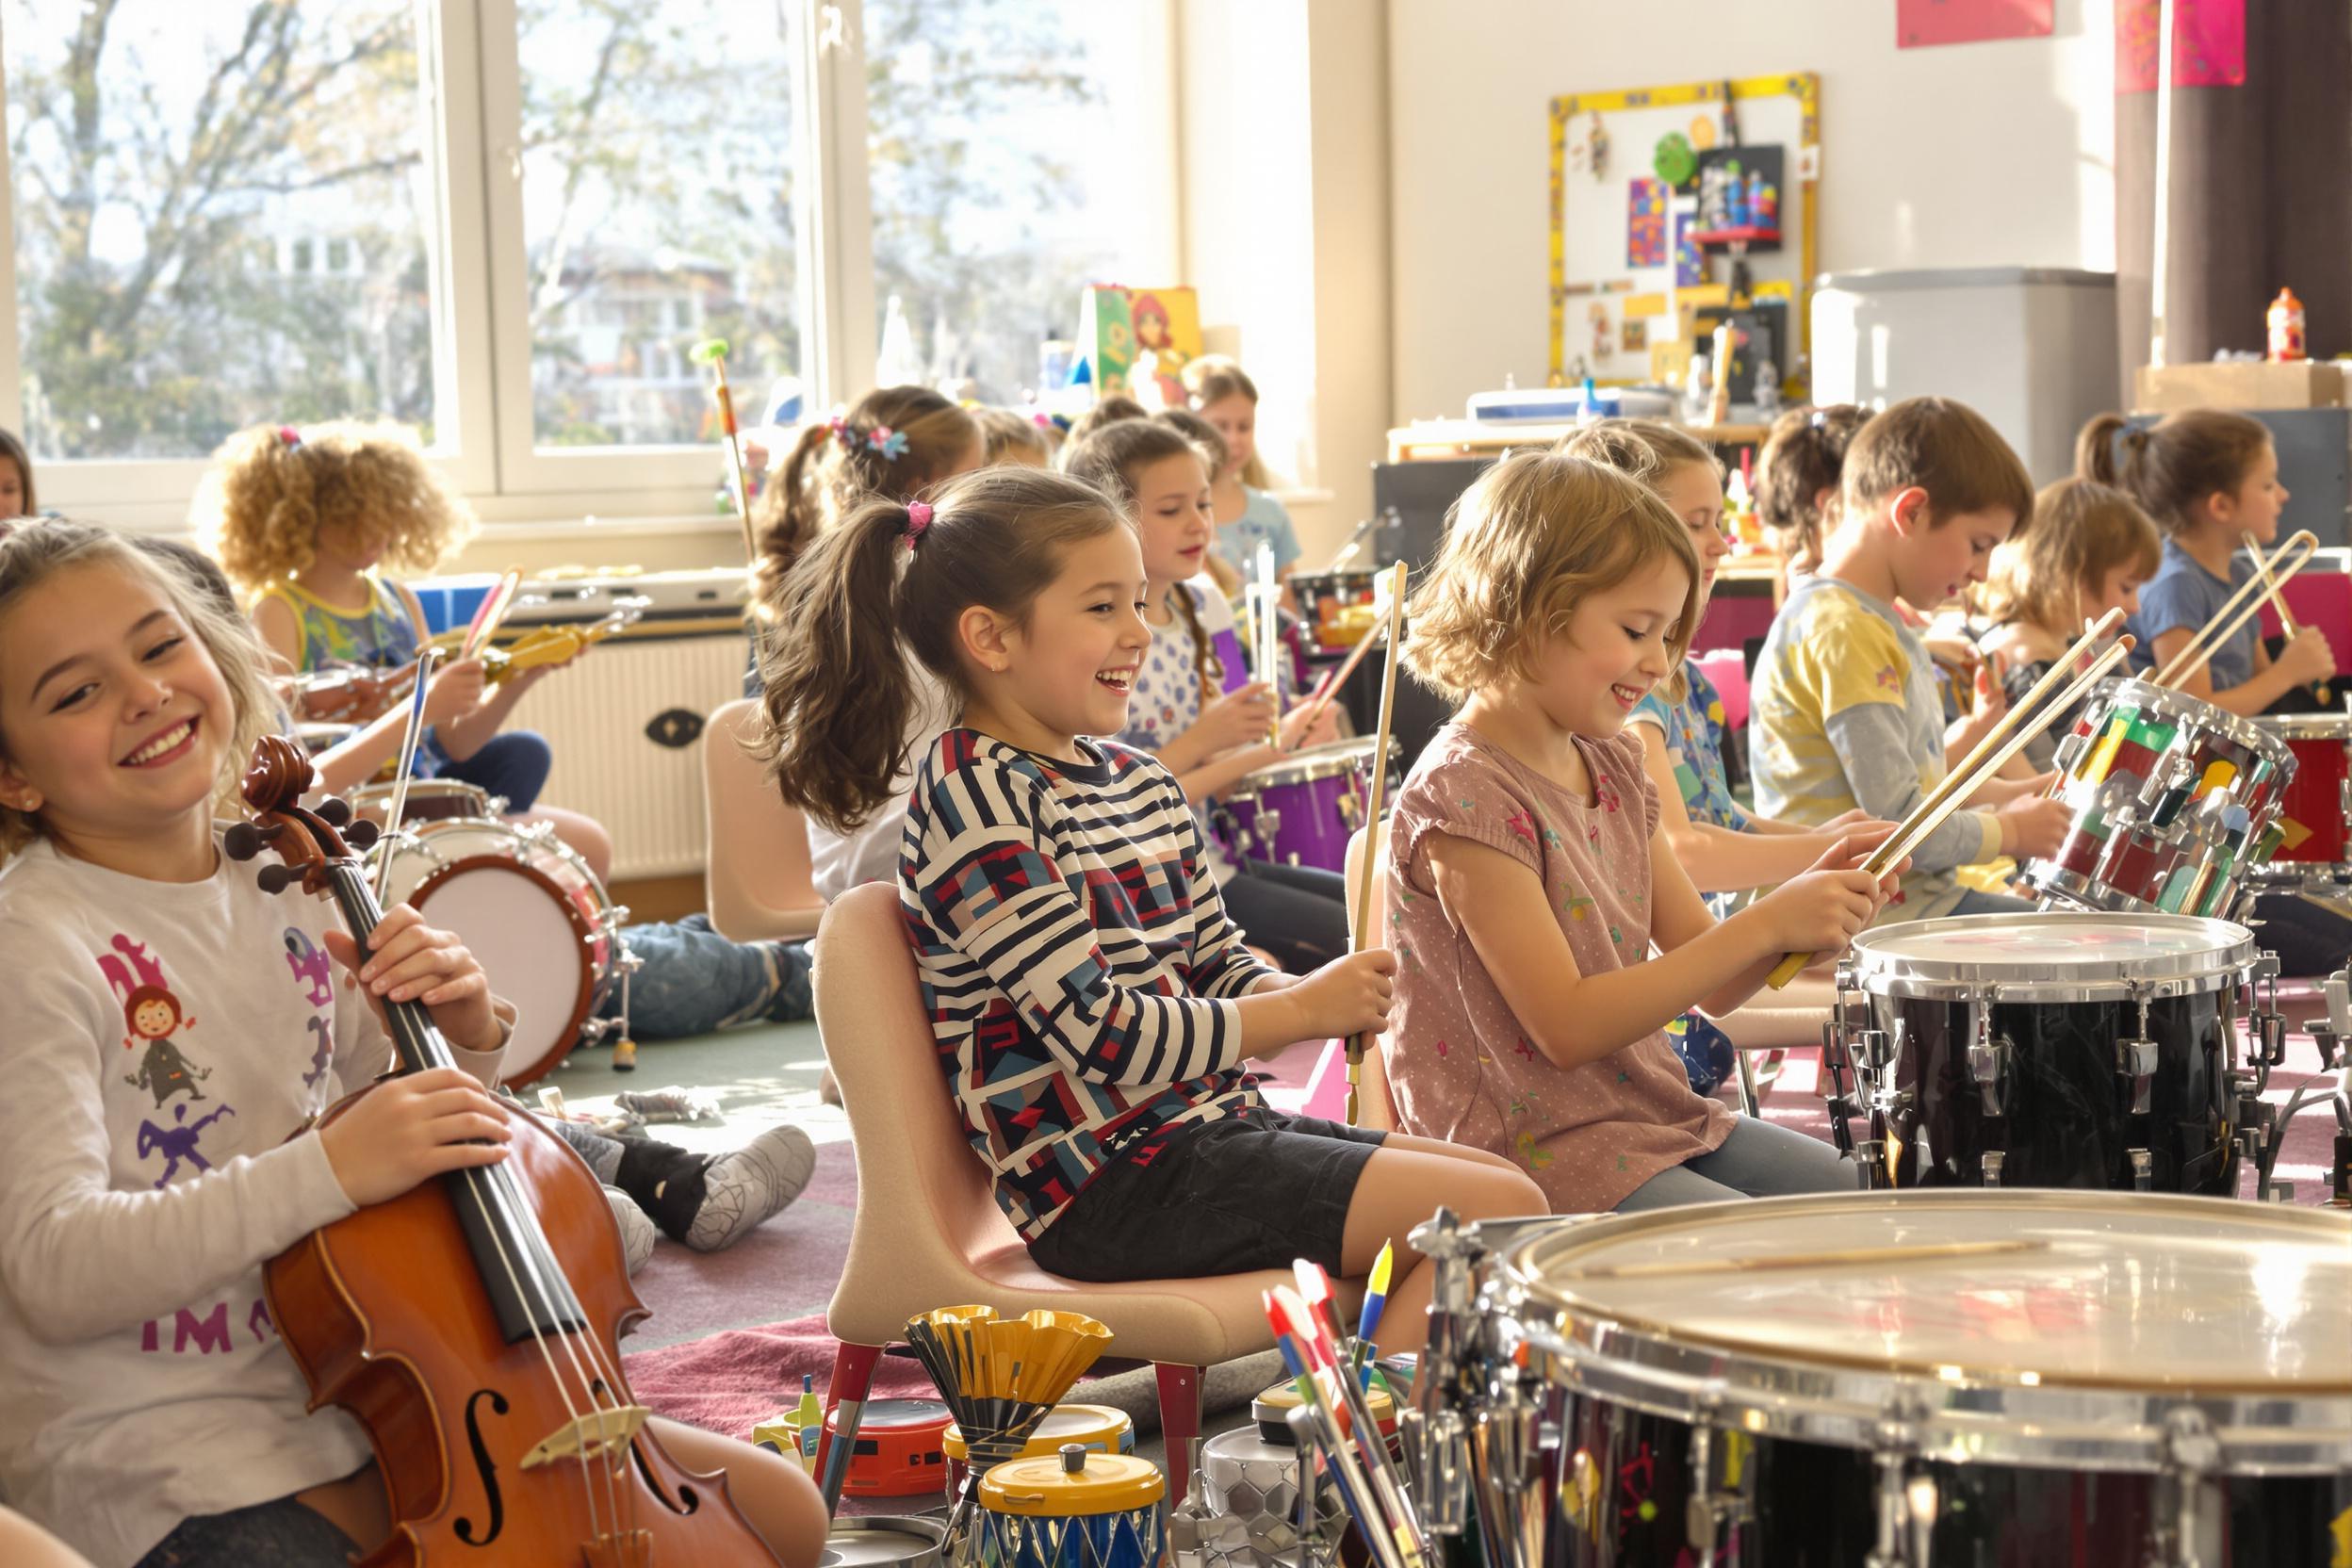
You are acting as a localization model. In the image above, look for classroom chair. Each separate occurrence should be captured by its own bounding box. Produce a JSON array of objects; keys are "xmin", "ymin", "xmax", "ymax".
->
[
  {"xmin": 810, "ymin": 884, "xmax": 1344, "ymax": 1509},
  {"xmin": 702, "ymin": 697, "xmax": 826, "ymax": 943}
]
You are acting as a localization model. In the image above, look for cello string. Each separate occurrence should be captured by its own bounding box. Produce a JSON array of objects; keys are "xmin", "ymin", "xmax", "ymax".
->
[{"xmin": 334, "ymin": 861, "xmax": 625, "ymax": 1537}]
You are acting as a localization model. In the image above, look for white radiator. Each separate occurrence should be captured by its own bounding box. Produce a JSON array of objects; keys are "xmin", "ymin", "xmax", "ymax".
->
[{"xmin": 503, "ymin": 630, "xmax": 748, "ymax": 880}]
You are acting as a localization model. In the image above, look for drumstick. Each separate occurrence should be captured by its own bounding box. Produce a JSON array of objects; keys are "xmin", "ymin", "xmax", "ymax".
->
[
  {"xmin": 1577, "ymin": 1237, "xmax": 2048, "ymax": 1281},
  {"xmin": 2154, "ymin": 529, "xmax": 2316, "ymax": 686},
  {"xmin": 460, "ymin": 569, "xmax": 524, "ymax": 662},
  {"xmin": 690, "ymin": 337, "xmax": 760, "ymax": 572},
  {"xmin": 1347, "ymin": 563, "xmax": 1410, "ymax": 1127},
  {"xmin": 373, "ymin": 646, "xmax": 442, "ymax": 905},
  {"xmin": 1763, "ymin": 637, "xmax": 2132, "ymax": 988},
  {"xmin": 1292, "ymin": 615, "xmax": 1395, "ymax": 738},
  {"xmin": 2243, "ymin": 531, "xmax": 2331, "ymax": 705},
  {"xmin": 1254, "ymin": 546, "xmax": 1282, "ymax": 746}
]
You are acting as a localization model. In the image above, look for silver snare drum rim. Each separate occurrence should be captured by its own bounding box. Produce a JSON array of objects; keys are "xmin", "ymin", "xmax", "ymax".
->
[
  {"xmin": 2252, "ymin": 710, "xmax": 2352, "ymax": 742},
  {"xmin": 2093, "ymin": 677, "xmax": 2300, "ymax": 771},
  {"xmin": 1490, "ymin": 1191, "xmax": 2352, "ymax": 1476},
  {"xmin": 1841, "ymin": 911, "xmax": 2255, "ymax": 1002},
  {"xmin": 1229, "ymin": 735, "xmax": 1400, "ymax": 793}
]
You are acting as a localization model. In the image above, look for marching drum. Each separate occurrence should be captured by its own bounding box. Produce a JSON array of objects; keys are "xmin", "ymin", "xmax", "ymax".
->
[
  {"xmin": 1214, "ymin": 736, "xmax": 1401, "ymax": 874},
  {"xmin": 2251, "ymin": 710, "xmax": 2352, "ymax": 883},
  {"xmin": 1830, "ymin": 912, "xmax": 2267, "ymax": 1194},
  {"xmin": 1413, "ymin": 1195, "xmax": 2352, "ymax": 1567},
  {"xmin": 2026, "ymin": 678, "xmax": 2296, "ymax": 919},
  {"xmin": 368, "ymin": 815, "xmax": 626, "ymax": 1084}
]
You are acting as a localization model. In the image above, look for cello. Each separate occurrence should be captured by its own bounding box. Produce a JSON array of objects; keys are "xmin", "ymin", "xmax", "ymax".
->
[{"xmin": 226, "ymin": 734, "xmax": 779, "ymax": 1567}]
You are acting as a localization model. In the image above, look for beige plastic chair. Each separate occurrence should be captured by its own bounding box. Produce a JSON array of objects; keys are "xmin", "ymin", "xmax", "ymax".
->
[
  {"xmin": 1331, "ymin": 824, "xmax": 1833, "ymax": 1119},
  {"xmin": 810, "ymin": 883, "xmax": 1336, "ymax": 1509},
  {"xmin": 702, "ymin": 698, "xmax": 826, "ymax": 942}
]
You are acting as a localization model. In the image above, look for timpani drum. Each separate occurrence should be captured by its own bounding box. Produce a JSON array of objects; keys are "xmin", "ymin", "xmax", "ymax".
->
[
  {"xmin": 1433, "ymin": 1194, "xmax": 2352, "ymax": 1567},
  {"xmin": 1830, "ymin": 912, "xmax": 2262, "ymax": 1194},
  {"xmin": 2026, "ymin": 678, "xmax": 2296, "ymax": 919}
]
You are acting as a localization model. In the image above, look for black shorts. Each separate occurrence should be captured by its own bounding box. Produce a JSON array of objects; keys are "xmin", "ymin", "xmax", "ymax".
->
[{"xmin": 1028, "ymin": 1106, "xmax": 1387, "ymax": 1282}]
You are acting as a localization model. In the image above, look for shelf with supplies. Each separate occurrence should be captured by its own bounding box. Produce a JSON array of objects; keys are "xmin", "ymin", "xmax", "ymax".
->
[{"xmin": 1386, "ymin": 418, "xmax": 1772, "ymax": 464}]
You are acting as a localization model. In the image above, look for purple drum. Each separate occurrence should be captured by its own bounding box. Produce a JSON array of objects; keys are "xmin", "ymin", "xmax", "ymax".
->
[{"xmin": 1213, "ymin": 737, "xmax": 1400, "ymax": 873}]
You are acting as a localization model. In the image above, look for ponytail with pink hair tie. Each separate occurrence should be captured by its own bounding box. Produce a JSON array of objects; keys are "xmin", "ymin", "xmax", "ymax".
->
[{"xmin": 904, "ymin": 500, "xmax": 934, "ymax": 550}]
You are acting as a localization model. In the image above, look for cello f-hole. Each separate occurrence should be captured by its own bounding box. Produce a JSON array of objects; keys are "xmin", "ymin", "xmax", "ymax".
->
[{"xmin": 453, "ymin": 1386, "xmax": 511, "ymax": 1546}]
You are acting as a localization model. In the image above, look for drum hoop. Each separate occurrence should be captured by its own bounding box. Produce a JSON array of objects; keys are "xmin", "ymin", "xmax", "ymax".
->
[
  {"xmin": 2022, "ymin": 863, "xmax": 2252, "ymax": 933},
  {"xmin": 1493, "ymin": 1191, "xmax": 2352, "ymax": 1471},
  {"xmin": 822, "ymin": 1515, "xmax": 946, "ymax": 1568},
  {"xmin": 408, "ymin": 851, "xmax": 602, "ymax": 1086},
  {"xmin": 2094, "ymin": 677, "xmax": 2297, "ymax": 768},
  {"xmin": 2254, "ymin": 711, "xmax": 2352, "ymax": 742},
  {"xmin": 1844, "ymin": 912, "xmax": 2254, "ymax": 1001},
  {"xmin": 1231, "ymin": 736, "xmax": 1400, "ymax": 792}
]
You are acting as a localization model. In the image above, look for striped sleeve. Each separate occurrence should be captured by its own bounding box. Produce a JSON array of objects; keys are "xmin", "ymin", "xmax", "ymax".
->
[
  {"xmin": 909, "ymin": 751, "xmax": 1247, "ymax": 1086},
  {"xmin": 1173, "ymin": 791, "xmax": 1274, "ymax": 1000}
]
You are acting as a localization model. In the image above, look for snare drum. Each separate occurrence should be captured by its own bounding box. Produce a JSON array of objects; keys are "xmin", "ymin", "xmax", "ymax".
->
[
  {"xmin": 1214, "ymin": 737, "xmax": 1401, "ymax": 874},
  {"xmin": 820, "ymin": 1515, "xmax": 946, "ymax": 1568},
  {"xmin": 1833, "ymin": 912, "xmax": 2256, "ymax": 1193},
  {"xmin": 368, "ymin": 816, "xmax": 623, "ymax": 1084},
  {"xmin": 2027, "ymin": 677, "xmax": 2296, "ymax": 918},
  {"xmin": 347, "ymin": 777, "xmax": 500, "ymax": 826},
  {"xmin": 975, "ymin": 1446, "xmax": 1166, "ymax": 1568},
  {"xmin": 1443, "ymin": 1193, "xmax": 2352, "ymax": 1568},
  {"xmin": 2253, "ymin": 710, "xmax": 2352, "ymax": 875}
]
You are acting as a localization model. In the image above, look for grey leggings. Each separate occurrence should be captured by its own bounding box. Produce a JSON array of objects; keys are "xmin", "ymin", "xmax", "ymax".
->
[{"xmin": 1612, "ymin": 1117, "xmax": 1855, "ymax": 1211}]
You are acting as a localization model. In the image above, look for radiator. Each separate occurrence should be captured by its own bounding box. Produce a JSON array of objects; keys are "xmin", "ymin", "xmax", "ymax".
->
[{"xmin": 502, "ymin": 630, "xmax": 748, "ymax": 880}]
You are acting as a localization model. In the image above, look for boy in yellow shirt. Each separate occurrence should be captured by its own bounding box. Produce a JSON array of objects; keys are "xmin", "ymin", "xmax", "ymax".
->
[{"xmin": 1749, "ymin": 398, "xmax": 2072, "ymax": 921}]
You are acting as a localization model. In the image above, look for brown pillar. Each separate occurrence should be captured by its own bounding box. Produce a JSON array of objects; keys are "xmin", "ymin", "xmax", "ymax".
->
[{"xmin": 2115, "ymin": 1, "xmax": 2352, "ymax": 400}]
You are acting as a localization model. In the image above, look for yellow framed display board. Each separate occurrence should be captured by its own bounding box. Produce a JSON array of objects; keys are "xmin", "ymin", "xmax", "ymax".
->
[{"xmin": 1547, "ymin": 74, "xmax": 1819, "ymax": 386}]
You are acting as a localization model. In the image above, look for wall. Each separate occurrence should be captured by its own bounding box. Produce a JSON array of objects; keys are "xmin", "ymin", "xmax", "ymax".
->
[
  {"xmin": 1387, "ymin": 0, "xmax": 2117, "ymax": 422},
  {"xmin": 1177, "ymin": 0, "xmax": 1392, "ymax": 560}
]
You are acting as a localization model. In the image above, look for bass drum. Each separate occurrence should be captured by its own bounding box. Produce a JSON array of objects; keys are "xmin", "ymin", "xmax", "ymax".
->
[
  {"xmin": 368, "ymin": 816, "xmax": 622, "ymax": 1085},
  {"xmin": 1450, "ymin": 1193, "xmax": 2352, "ymax": 1567}
]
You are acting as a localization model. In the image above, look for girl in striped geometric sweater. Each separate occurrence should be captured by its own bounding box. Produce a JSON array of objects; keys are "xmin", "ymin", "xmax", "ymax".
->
[{"xmin": 755, "ymin": 466, "xmax": 1537, "ymax": 1348}]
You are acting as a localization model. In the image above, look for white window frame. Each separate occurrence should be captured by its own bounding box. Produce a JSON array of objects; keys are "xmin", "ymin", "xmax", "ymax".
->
[{"xmin": 0, "ymin": 0, "xmax": 1175, "ymax": 532}]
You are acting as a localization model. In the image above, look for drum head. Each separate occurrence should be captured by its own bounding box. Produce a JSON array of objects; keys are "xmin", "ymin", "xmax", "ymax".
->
[
  {"xmin": 820, "ymin": 1517, "xmax": 944, "ymax": 1568},
  {"xmin": 408, "ymin": 858, "xmax": 594, "ymax": 1079},
  {"xmin": 1497, "ymin": 1192, "xmax": 2352, "ymax": 1471},
  {"xmin": 1233, "ymin": 735, "xmax": 1401, "ymax": 790},
  {"xmin": 1846, "ymin": 910, "xmax": 2252, "ymax": 1000}
]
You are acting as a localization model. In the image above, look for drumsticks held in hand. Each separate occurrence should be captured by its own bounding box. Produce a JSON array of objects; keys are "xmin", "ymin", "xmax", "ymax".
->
[
  {"xmin": 2242, "ymin": 531, "xmax": 2331, "ymax": 705},
  {"xmin": 2154, "ymin": 529, "xmax": 2317, "ymax": 689},
  {"xmin": 1763, "ymin": 612, "xmax": 2135, "ymax": 989},
  {"xmin": 1347, "ymin": 563, "xmax": 1410, "ymax": 1127}
]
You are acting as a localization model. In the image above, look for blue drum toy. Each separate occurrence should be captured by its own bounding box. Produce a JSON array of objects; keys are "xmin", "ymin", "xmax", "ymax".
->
[{"xmin": 975, "ymin": 1444, "xmax": 1166, "ymax": 1568}]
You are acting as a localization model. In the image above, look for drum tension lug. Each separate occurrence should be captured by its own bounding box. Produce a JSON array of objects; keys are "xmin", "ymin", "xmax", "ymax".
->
[
  {"xmin": 1978, "ymin": 1150, "xmax": 2004, "ymax": 1187},
  {"xmin": 1681, "ymin": 1418, "xmax": 1751, "ymax": 1566},
  {"xmin": 2117, "ymin": 988, "xmax": 2158, "ymax": 1117},
  {"xmin": 2148, "ymin": 1407, "xmax": 2222, "ymax": 1568},
  {"xmin": 2128, "ymin": 1148, "xmax": 2154, "ymax": 1191}
]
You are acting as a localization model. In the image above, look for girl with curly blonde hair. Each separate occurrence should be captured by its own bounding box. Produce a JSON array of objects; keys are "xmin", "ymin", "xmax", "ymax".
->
[{"xmin": 194, "ymin": 420, "xmax": 611, "ymax": 875}]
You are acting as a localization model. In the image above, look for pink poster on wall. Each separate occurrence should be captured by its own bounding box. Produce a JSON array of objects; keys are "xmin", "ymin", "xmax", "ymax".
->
[
  {"xmin": 1897, "ymin": 0, "xmax": 2054, "ymax": 48},
  {"xmin": 2115, "ymin": 0, "xmax": 2246, "ymax": 91}
]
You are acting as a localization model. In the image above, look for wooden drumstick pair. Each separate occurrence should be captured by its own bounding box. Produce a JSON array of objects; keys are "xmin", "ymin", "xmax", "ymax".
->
[
  {"xmin": 2239, "ymin": 531, "xmax": 2331, "ymax": 705},
  {"xmin": 1764, "ymin": 608, "xmax": 2136, "ymax": 989},
  {"xmin": 2152, "ymin": 529, "xmax": 2318, "ymax": 690},
  {"xmin": 1346, "ymin": 563, "xmax": 1411, "ymax": 1126}
]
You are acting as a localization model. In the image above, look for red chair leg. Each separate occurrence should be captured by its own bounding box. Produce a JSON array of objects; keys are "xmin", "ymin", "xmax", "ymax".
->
[
  {"xmin": 1154, "ymin": 1362, "xmax": 1205, "ymax": 1502},
  {"xmin": 816, "ymin": 1340, "xmax": 885, "ymax": 1515}
]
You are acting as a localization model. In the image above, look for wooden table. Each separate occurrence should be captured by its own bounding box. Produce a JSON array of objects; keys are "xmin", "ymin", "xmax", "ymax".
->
[{"xmin": 1387, "ymin": 417, "xmax": 1772, "ymax": 463}]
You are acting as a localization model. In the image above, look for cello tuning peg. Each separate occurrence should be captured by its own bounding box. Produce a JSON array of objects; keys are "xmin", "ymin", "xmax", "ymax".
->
[
  {"xmin": 317, "ymin": 796, "xmax": 352, "ymax": 826},
  {"xmin": 344, "ymin": 819, "xmax": 382, "ymax": 851},
  {"xmin": 222, "ymin": 822, "xmax": 263, "ymax": 862},
  {"xmin": 256, "ymin": 864, "xmax": 299, "ymax": 895}
]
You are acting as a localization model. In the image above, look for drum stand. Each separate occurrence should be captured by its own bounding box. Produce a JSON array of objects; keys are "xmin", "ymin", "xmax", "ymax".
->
[
  {"xmin": 1824, "ymin": 971, "xmax": 1903, "ymax": 1191},
  {"xmin": 2258, "ymin": 967, "xmax": 2352, "ymax": 1205},
  {"xmin": 2224, "ymin": 954, "xmax": 2299, "ymax": 1200}
]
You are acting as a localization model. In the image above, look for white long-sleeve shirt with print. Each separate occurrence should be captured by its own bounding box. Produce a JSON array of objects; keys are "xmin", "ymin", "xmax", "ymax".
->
[{"xmin": 0, "ymin": 831, "xmax": 502, "ymax": 1568}]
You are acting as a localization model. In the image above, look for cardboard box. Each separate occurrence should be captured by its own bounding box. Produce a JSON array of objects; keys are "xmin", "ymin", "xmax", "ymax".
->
[{"xmin": 2133, "ymin": 360, "xmax": 2346, "ymax": 413}]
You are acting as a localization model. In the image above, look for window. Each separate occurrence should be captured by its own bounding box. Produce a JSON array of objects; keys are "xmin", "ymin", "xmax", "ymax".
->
[
  {"xmin": 863, "ymin": 0, "xmax": 1152, "ymax": 403},
  {"xmin": 1, "ymin": 0, "xmax": 1176, "ymax": 520},
  {"xmin": 3, "ymin": 0, "xmax": 443, "ymax": 463}
]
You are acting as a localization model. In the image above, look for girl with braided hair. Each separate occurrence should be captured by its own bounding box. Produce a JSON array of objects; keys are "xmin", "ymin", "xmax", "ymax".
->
[
  {"xmin": 1061, "ymin": 420, "xmax": 1348, "ymax": 972},
  {"xmin": 755, "ymin": 386, "xmax": 984, "ymax": 597}
]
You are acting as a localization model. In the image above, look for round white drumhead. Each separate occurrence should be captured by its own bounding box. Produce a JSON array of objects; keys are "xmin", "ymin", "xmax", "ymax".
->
[
  {"xmin": 1508, "ymin": 1192, "xmax": 2351, "ymax": 1392},
  {"xmin": 411, "ymin": 864, "xmax": 586, "ymax": 1061},
  {"xmin": 374, "ymin": 821, "xmax": 515, "ymax": 907},
  {"xmin": 1850, "ymin": 910, "xmax": 2251, "ymax": 989}
]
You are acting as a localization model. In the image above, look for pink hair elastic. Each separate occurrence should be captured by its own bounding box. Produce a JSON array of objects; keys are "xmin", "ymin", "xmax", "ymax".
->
[{"xmin": 905, "ymin": 500, "xmax": 934, "ymax": 549}]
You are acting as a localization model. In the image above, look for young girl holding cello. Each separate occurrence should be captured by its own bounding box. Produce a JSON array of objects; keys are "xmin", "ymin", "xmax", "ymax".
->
[{"xmin": 0, "ymin": 522, "xmax": 822, "ymax": 1568}]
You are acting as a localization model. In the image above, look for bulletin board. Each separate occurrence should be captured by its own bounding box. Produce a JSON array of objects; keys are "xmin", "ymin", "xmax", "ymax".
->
[{"xmin": 1547, "ymin": 74, "xmax": 1820, "ymax": 387}]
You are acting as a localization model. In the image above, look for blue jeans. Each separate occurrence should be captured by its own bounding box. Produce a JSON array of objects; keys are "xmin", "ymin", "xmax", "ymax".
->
[
  {"xmin": 597, "ymin": 914, "xmax": 812, "ymax": 1038},
  {"xmin": 1947, "ymin": 887, "xmax": 2035, "ymax": 917},
  {"xmin": 1613, "ymin": 1118, "xmax": 1854, "ymax": 1211},
  {"xmin": 427, "ymin": 728, "xmax": 552, "ymax": 814}
]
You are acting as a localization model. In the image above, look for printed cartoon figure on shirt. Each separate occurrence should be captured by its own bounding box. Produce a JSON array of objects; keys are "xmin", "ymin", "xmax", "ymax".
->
[
  {"xmin": 137, "ymin": 1102, "xmax": 237, "ymax": 1188},
  {"xmin": 284, "ymin": 928, "xmax": 338, "ymax": 1088},
  {"xmin": 98, "ymin": 935, "xmax": 213, "ymax": 1107}
]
